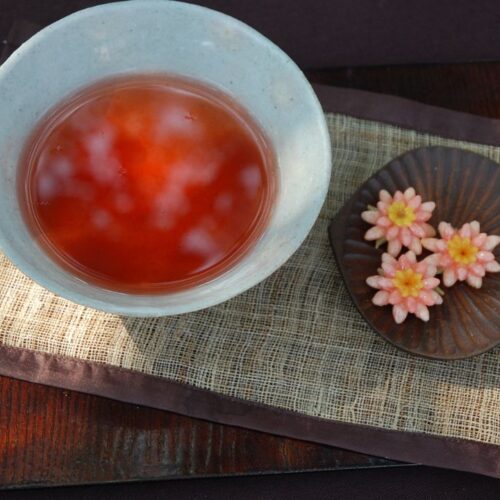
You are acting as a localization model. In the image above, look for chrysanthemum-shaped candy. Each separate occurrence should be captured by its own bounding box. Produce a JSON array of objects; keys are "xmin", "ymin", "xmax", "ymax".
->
[
  {"xmin": 422, "ymin": 221, "xmax": 500, "ymax": 288},
  {"xmin": 366, "ymin": 251, "xmax": 442, "ymax": 324},
  {"xmin": 362, "ymin": 188, "xmax": 436, "ymax": 256}
]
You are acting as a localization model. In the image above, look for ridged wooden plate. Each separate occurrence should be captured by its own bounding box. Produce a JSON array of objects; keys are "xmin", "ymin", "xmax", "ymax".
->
[{"xmin": 329, "ymin": 146, "xmax": 500, "ymax": 360}]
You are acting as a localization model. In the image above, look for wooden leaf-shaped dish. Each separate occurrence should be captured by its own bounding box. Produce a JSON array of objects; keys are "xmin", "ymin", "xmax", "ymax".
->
[{"xmin": 329, "ymin": 146, "xmax": 500, "ymax": 360}]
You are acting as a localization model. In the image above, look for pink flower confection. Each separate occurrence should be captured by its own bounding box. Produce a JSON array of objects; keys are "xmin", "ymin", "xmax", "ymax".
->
[
  {"xmin": 422, "ymin": 221, "xmax": 500, "ymax": 289},
  {"xmin": 366, "ymin": 251, "xmax": 443, "ymax": 324},
  {"xmin": 362, "ymin": 187, "xmax": 436, "ymax": 256}
]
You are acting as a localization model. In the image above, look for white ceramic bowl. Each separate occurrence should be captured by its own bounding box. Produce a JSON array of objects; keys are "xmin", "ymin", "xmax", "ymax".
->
[{"xmin": 0, "ymin": 0, "xmax": 331, "ymax": 316}]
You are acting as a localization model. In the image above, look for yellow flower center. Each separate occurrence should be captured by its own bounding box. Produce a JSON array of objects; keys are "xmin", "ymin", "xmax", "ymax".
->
[
  {"xmin": 387, "ymin": 201, "xmax": 416, "ymax": 227},
  {"xmin": 393, "ymin": 269, "xmax": 424, "ymax": 298},
  {"xmin": 447, "ymin": 235, "xmax": 478, "ymax": 265}
]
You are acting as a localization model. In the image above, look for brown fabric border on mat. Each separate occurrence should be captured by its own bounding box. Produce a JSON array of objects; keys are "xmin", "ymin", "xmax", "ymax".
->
[
  {"xmin": 1, "ymin": 85, "xmax": 499, "ymax": 478},
  {"xmin": 312, "ymin": 84, "xmax": 500, "ymax": 147},
  {"xmin": 1, "ymin": 344, "xmax": 499, "ymax": 478}
]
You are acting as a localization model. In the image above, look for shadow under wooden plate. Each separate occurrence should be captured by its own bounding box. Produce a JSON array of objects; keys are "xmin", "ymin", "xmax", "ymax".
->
[{"xmin": 329, "ymin": 146, "xmax": 500, "ymax": 360}]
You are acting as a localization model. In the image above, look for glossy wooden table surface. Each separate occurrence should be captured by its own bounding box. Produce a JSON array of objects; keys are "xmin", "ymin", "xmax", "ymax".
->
[{"xmin": 1, "ymin": 6, "xmax": 500, "ymax": 491}]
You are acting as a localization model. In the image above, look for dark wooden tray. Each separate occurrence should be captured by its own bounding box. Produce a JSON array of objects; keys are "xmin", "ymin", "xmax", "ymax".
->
[{"xmin": 330, "ymin": 147, "xmax": 500, "ymax": 360}]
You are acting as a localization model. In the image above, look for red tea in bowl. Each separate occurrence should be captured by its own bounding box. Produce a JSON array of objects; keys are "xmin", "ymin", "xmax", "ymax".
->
[{"xmin": 19, "ymin": 75, "xmax": 276, "ymax": 293}]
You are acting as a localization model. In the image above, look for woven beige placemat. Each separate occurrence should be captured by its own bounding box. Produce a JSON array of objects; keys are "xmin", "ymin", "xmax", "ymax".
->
[{"xmin": 1, "ymin": 113, "xmax": 499, "ymax": 449}]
